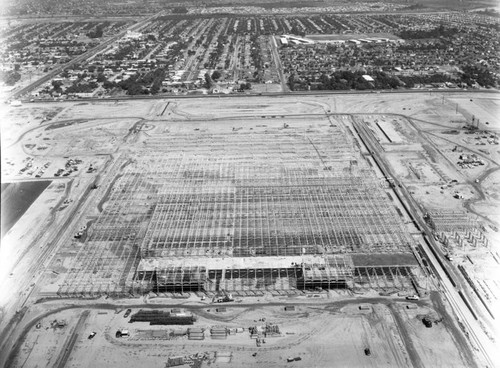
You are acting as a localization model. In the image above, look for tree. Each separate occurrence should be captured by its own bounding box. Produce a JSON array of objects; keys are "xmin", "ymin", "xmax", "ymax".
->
[
  {"xmin": 204, "ymin": 73, "xmax": 213, "ymax": 89},
  {"xmin": 1, "ymin": 71, "xmax": 21, "ymax": 86},
  {"xmin": 239, "ymin": 82, "xmax": 251, "ymax": 91},
  {"xmin": 96, "ymin": 73, "xmax": 106, "ymax": 83},
  {"xmin": 103, "ymin": 80, "xmax": 116, "ymax": 90},
  {"xmin": 52, "ymin": 80, "xmax": 63, "ymax": 91},
  {"xmin": 211, "ymin": 70, "xmax": 221, "ymax": 81},
  {"xmin": 127, "ymin": 83, "xmax": 143, "ymax": 95},
  {"xmin": 150, "ymin": 78, "xmax": 162, "ymax": 94},
  {"xmin": 288, "ymin": 73, "xmax": 296, "ymax": 91}
]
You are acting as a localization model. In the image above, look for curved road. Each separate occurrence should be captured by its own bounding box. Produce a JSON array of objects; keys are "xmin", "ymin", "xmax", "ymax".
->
[{"xmin": 3, "ymin": 296, "xmax": 430, "ymax": 368}]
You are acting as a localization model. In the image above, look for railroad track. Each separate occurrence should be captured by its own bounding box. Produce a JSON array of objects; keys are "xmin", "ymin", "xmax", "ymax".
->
[{"xmin": 351, "ymin": 116, "xmax": 497, "ymax": 367}]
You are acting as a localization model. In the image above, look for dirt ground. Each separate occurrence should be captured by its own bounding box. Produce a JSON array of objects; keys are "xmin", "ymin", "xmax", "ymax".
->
[
  {"xmin": 8, "ymin": 300, "xmax": 473, "ymax": 368},
  {"xmin": 1, "ymin": 91, "xmax": 498, "ymax": 368}
]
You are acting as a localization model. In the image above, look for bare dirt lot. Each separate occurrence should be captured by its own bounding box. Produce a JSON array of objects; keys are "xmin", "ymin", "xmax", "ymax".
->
[{"xmin": 8, "ymin": 299, "xmax": 473, "ymax": 368}]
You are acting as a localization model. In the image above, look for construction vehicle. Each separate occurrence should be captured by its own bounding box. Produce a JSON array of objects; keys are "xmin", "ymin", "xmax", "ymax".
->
[
  {"xmin": 406, "ymin": 295, "xmax": 419, "ymax": 300},
  {"xmin": 213, "ymin": 289, "xmax": 234, "ymax": 303},
  {"xmin": 115, "ymin": 329, "xmax": 130, "ymax": 338},
  {"xmin": 422, "ymin": 316, "xmax": 433, "ymax": 328}
]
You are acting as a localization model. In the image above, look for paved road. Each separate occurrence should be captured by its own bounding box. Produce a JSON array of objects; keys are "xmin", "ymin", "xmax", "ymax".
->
[
  {"xmin": 269, "ymin": 35, "xmax": 288, "ymax": 93},
  {"xmin": 20, "ymin": 88, "xmax": 498, "ymax": 105}
]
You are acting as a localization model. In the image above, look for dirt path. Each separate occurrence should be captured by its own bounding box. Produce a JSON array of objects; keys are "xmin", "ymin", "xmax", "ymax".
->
[
  {"xmin": 388, "ymin": 303, "xmax": 424, "ymax": 368},
  {"xmin": 430, "ymin": 291, "xmax": 478, "ymax": 368}
]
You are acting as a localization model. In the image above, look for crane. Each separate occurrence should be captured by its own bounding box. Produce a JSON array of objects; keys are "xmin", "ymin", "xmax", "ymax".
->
[{"xmin": 212, "ymin": 289, "xmax": 234, "ymax": 303}]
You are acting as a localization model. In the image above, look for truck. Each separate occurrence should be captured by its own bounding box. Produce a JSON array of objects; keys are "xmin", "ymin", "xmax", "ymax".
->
[{"xmin": 115, "ymin": 329, "xmax": 130, "ymax": 338}]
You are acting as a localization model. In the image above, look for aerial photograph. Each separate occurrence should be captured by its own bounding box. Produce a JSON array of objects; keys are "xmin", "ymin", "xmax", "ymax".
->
[{"xmin": 0, "ymin": 0, "xmax": 499, "ymax": 367}]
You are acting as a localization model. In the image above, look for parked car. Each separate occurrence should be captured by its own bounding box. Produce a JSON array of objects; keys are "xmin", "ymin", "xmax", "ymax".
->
[
  {"xmin": 88, "ymin": 332, "xmax": 96, "ymax": 339},
  {"xmin": 124, "ymin": 308, "xmax": 132, "ymax": 318}
]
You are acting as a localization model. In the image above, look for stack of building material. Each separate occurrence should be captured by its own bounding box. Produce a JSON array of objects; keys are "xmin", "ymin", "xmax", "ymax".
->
[
  {"xmin": 265, "ymin": 323, "xmax": 281, "ymax": 337},
  {"xmin": 188, "ymin": 328, "xmax": 205, "ymax": 340},
  {"xmin": 165, "ymin": 356, "xmax": 185, "ymax": 367},
  {"xmin": 172, "ymin": 329, "xmax": 187, "ymax": 337},
  {"xmin": 249, "ymin": 326, "xmax": 259, "ymax": 339},
  {"xmin": 129, "ymin": 310, "xmax": 195, "ymax": 325},
  {"xmin": 210, "ymin": 326, "xmax": 227, "ymax": 339},
  {"xmin": 151, "ymin": 330, "xmax": 167, "ymax": 339},
  {"xmin": 214, "ymin": 351, "xmax": 232, "ymax": 363}
]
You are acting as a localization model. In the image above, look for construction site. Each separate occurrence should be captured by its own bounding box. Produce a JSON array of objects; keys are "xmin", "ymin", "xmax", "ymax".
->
[
  {"xmin": 1, "ymin": 92, "xmax": 499, "ymax": 368},
  {"xmin": 48, "ymin": 114, "xmax": 424, "ymax": 299}
]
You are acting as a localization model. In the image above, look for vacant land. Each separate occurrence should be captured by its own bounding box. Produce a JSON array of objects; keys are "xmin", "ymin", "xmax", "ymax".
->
[{"xmin": 8, "ymin": 299, "xmax": 474, "ymax": 368}]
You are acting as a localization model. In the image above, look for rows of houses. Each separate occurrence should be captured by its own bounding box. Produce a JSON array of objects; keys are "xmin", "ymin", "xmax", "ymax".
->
[{"xmin": 279, "ymin": 13, "xmax": 499, "ymax": 89}]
